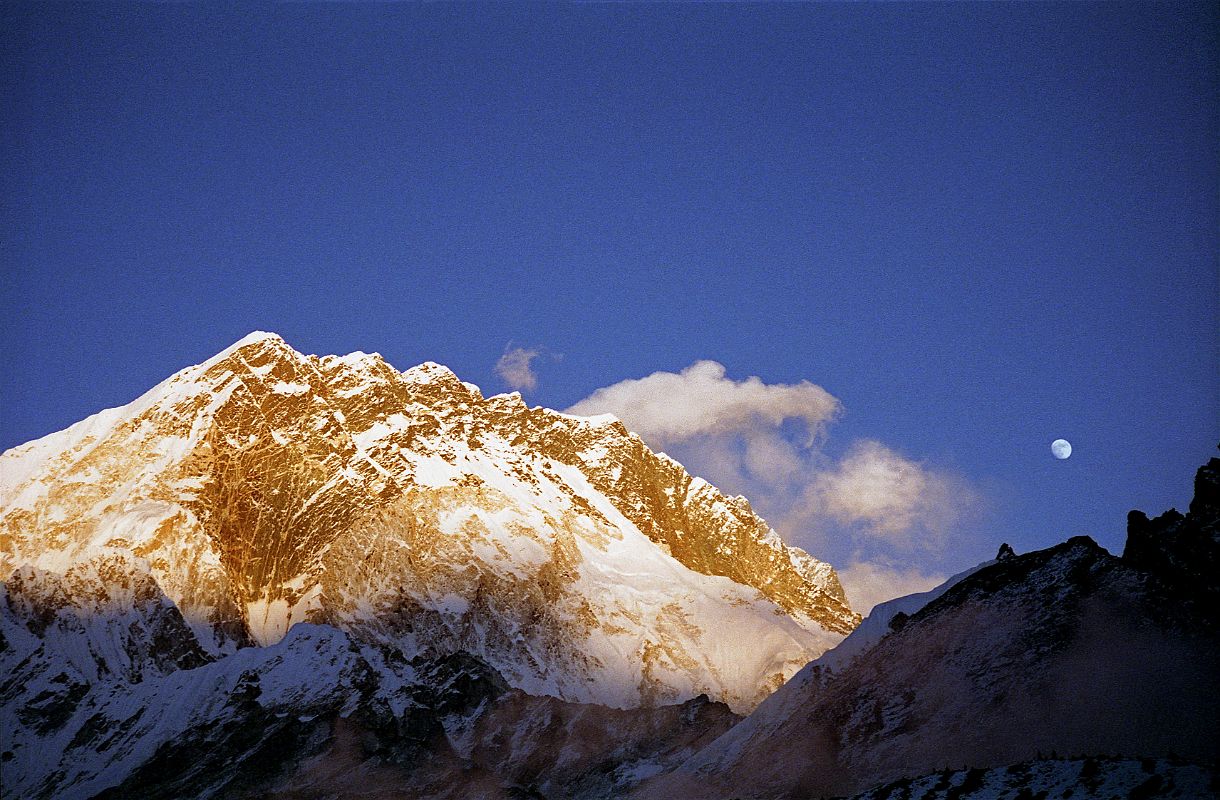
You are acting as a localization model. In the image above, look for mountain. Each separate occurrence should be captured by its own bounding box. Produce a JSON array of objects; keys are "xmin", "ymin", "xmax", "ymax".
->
[
  {"xmin": 0, "ymin": 332, "xmax": 856, "ymax": 798},
  {"xmin": 638, "ymin": 457, "xmax": 1220, "ymax": 799},
  {"xmin": 12, "ymin": 330, "xmax": 1213, "ymax": 800}
]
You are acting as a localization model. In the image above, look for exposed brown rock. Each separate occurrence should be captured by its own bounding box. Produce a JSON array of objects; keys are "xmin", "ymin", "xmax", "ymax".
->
[{"xmin": 1, "ymin": 332, "xmax": 857, "ymax": 711}]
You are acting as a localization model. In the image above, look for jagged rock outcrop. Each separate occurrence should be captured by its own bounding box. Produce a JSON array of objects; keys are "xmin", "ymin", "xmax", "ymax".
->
[
  {"xmin": 1123, "ymin": 452, "xmax": 1220, "ymax": 613},
  {"xmin": 1, "ymin": 582, "xmax": 739, "ymax": 800},
  {"xmin": 250, "ymin": 682, "xmax": 739, "ymax": 800}
]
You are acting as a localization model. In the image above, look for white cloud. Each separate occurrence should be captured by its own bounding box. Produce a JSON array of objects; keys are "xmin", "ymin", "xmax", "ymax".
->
[
  {"xmin": 804, "ymin": 440, "xmax": 974, "ymax": 548},
  {"xmin": 743, "ymin": 429, "xmax": 806, "ymax": 486},
  {"xmin": 495, "ymin": 345, "xmax": 541, "ymax": 392},
  {"xmin": 565, "ymin": 360, "xmax": 840, "ymax": 448},
  {"xmin": 567, "ymin": 361, "xmax": 983, "ymax": 616},
  {"xmin": 836, "ymin": 560, "xmax": 947, "ymax": 617}
]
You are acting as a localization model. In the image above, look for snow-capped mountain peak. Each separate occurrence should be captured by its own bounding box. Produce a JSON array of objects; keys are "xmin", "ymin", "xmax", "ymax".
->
[{"xmin": 1, "ymin": 332, "xmax": 857, "ymax": 715}]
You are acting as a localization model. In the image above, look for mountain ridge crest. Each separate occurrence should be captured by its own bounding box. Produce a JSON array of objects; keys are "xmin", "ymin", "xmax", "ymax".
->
[{"xmin": 1, "ymin": 332, "xmax": 857, "ymax": 715}]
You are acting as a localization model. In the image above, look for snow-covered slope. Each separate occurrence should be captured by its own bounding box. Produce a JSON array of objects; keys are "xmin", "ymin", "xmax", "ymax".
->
[
  {"xmin": 0, "ymin": 332, "xmax": 855, "ymax": 716},
  {"xmin": 1, "ymin": 617, "xmax": 365, "ymax": 800},
  {"xmin": 0, "ymin": 539, "xmax": 741, "ymax": 799}
]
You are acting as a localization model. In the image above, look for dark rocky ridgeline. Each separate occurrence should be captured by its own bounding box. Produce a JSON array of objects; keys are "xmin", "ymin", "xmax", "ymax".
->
[
  {"xmin": 1124, "ymin": 450, "xmax": 1220, "ymax": 616},
  {"xmin": 635, "ymin": 453, "xmax": 1220, "ymax": 800},
  {"xmin": 86, "ymin": 647, "xmax": 516, "ymax": 800},
  {"xmin": 1, "ymin": 556, "xmax": 218, "ymax": 798}
]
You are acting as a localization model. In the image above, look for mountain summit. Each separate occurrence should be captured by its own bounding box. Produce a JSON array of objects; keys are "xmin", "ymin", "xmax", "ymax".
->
[{"xmin": 0, "ymin": 333, "xmax": 856, "ymax": 715}]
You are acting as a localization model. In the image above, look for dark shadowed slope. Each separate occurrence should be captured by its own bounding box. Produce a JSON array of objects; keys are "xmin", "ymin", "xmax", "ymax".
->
[
  {"xmin": 843, "ymin": 757, "xmax": 1215, "ymax": 800},
  {"xmin": 639, "ymin": 455, "xmax": 1220, "ymax": 799}
]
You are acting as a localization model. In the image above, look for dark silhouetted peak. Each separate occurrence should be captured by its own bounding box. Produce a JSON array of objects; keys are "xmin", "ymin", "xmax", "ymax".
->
[
  {"xmin": 679, "ymin": 692, "xmax": 735, "ymax": 726},
  {"xmin": 907, "ymin": 535, "xmax": 1109, "ymax": 626},
  {"xmin": 996, "ymin": 542, "xmax": 1016, "ymax": 561},
  {"xmin": 1062, "ymin": 534, "xmax": 1103, "ymax": 551},
  {"xmin": 1188, "ymin": 453, "xmax": 1220, "ymax": 520},
  {"xmin": 1123, "ymin": 454, "xmax": 1220, "ymax": 607}
]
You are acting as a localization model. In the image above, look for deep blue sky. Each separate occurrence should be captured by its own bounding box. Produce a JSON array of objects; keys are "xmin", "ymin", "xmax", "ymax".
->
[{"xmin": 3, "ymin": 4, "xmax": 1217, "ymax": 579}]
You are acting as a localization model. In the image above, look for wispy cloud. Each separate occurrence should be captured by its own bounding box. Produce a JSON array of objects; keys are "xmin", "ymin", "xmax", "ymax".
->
[
  {"xmin": 836, "ymin": 560, "xmax": 947, "ymax": 617},
  {"xmin": 495, "ymin": 345, "xmax": 542, "ymax": 392},
  {"xmin": 801, "ymin": 439, "xmax": 976, "ymax": 550},
  {"xmin": 567, "ymin": 361, "xmax": 982, "ymax": 613}
]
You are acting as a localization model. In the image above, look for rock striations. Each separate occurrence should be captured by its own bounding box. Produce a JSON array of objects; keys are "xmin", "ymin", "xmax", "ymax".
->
[{"xmin": 1, "ymin": 332, "xmax": 859, "ymax": 798}]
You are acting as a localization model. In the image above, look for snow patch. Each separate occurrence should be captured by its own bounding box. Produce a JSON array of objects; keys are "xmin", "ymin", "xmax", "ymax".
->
[{"xmin": 270, "ymin": 381, "xmax": 311, "ymax": 395}]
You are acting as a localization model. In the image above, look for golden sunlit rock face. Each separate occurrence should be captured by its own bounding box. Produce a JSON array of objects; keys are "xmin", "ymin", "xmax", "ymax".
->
[{"xmin": 0, "ymin": 333, "xmax": 858, "ymax": 711}]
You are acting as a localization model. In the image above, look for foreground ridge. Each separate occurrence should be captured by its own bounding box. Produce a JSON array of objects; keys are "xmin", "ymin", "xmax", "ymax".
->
[{"xmin": 635, "ymin": 455, "xmax": 1220, "ymax": 799}]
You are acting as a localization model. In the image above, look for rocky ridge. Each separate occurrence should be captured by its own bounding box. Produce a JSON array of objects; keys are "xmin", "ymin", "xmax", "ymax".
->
[
  {"xmin": 0, "ymin": 515, "xmax": 745, "ymax": 799},
  {"xmin": 636, "ymin": 455, "xmax": 1220, "ymax": 799}
]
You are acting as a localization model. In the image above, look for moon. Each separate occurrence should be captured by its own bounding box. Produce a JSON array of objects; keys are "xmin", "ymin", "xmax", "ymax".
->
[{"xmin": 1051, "ymin": 439, "xmax": 1072, "ymax": 460}]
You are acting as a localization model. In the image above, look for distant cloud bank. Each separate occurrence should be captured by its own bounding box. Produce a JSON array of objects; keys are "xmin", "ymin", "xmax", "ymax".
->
[{"xmin": 567, "ymin": 360, "xmax": 981, "ymax": 612}]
